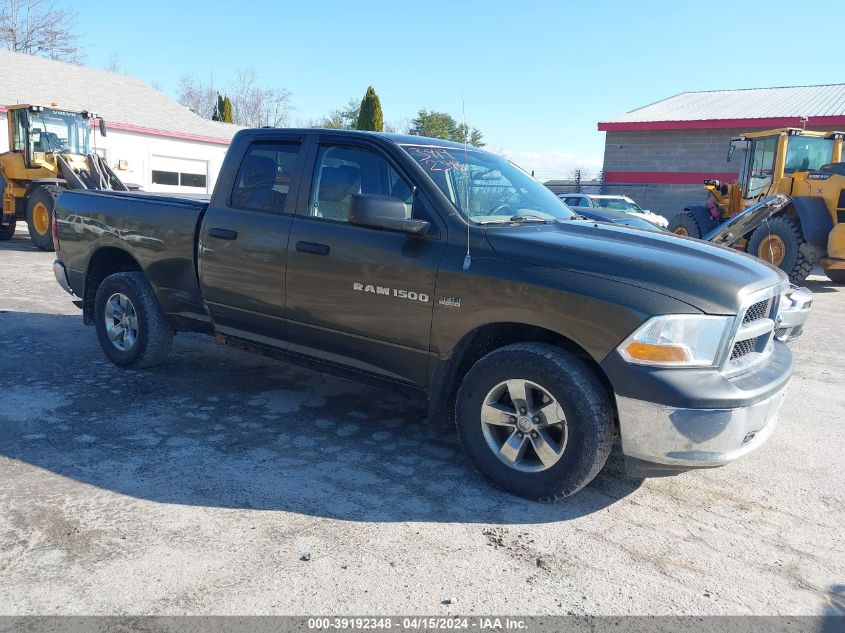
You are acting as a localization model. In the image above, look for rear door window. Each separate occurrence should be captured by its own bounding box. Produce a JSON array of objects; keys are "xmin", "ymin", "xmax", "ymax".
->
[{"xmin": 231, "ymin": 142, "xmax": 302, "ymax": 213}]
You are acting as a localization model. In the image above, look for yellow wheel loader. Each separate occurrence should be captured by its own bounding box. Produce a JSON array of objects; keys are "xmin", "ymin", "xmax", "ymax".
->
[
  {"xmin": 668, "ymin": 127, "xmax": 845, "ymax": 284},
  {"xmin": 0, "ymin": 104, "xmax": 128, "ymax": 251}
]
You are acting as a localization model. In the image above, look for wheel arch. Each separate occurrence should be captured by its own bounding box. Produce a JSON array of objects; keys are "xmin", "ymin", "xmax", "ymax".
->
[
  {"xmin": 82, "ymin": 246, "xmax": 142, "ymax": 325},
  {"xmin": 788, "ymin": 197, "xmax": 833, "ymax": 248},
  {"xmin": 428, "ymin": 322, "xmax": 617, "ymax": 425}
]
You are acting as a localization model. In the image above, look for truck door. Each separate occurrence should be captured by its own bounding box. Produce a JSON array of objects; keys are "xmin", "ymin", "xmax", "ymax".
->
[
  {"xmin": 285, "ymin": 140, "xmax": 447, "ymax": 386},
  {"xmin": 198, "ymin": 139, "xmax": 305, "ymax": 346}
]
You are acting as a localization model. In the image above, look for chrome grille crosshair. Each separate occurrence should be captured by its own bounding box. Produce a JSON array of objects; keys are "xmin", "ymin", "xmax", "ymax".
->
[{"xmin": 743, "ymin": 299, "xmax": 771, "ymax": 324}]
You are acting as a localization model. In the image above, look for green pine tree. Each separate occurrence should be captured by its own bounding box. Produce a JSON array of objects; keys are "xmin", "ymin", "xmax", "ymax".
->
[
  {"xmin": 222, "ymin": 96, "xmax": 234, "ymax": 123},
  {"xmin": 356, "ymin": 86, "xmax": 383, "ymax": 132}
]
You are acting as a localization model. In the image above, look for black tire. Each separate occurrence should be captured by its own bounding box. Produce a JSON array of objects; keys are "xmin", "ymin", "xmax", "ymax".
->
[
  {"xmin": 25, "ymin": 184, "xmax": 62, "ymax": 251},
  {"xmin": 747, "ymin": 216, "xmax": 813, "ymax": 284},
  {"xmin": 668, "ymin": 211, "xmax": 702, "ymax": 238},
  {"xmin": 94, "ymin": 271, "xmax": 173, "ymax": 368},
  {"xmin": 825, "ymin": 268, "xmax": 845, "ymax": 284},
  {"xmin": 455, "ymin": 343, "xmax": 614, "ymax": 501},
  {"xmin": 0, "ymin": 221, "xmax": 15, "ymax": 241}
]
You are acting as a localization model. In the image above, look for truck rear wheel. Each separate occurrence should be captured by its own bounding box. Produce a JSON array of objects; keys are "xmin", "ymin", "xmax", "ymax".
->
[
  {"xmin": 455, "ymin": 343, "xmax": 614, "ymax": 501},
  {"xmin": 25, "ymin": 185, "xmax": 62, "ymax": 251},
  {"xmin": 669, "ymin": 211, "xmax": 702, "ymax": 238},
  {"xmin": 747, "ymin": 216, "xmax": 813, "ymax": 284},
  {"xmin": 94, "ymin": 272, "xmax": 174, "ymax": 368}
]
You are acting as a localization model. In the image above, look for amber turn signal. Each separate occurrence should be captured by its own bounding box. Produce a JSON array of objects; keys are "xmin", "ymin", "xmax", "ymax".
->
[{"xmin": 624, "ymin": 341, "xmax": 688, "ymax": 363}]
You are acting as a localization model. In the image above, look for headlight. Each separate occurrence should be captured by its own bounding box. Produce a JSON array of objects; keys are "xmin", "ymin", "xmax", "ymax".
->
[{"xmin": 619, "ymin": 314, "xmax": 732, "ymax": 367}]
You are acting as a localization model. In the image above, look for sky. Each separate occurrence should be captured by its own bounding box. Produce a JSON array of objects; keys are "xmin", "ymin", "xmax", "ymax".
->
[{"xmin": 66, "ymin": 0, "xmax": 845, "ymax": 179}]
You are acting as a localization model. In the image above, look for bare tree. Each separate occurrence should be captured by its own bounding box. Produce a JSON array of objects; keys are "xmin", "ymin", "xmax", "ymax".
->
[
  {"xmin": 228, "ymin": 68, "xmax": 292, "ymax": 128},
  {"xmin": 0, "ymin": 0, "xmax": 82, "ymax": 62},
  {"xmin": 104, "ymin": 52, "xmax": 122, "ymax": 73},
  {"xmin": 176, "ymin": 73, "xmax": 217, "ymax": 119},
  {"xmin": 568, "ymin": 166, "xmax": 594, "ymax": 182},
  {"xmin": 384, "ymin": 118, "xmax": 411, "ymax": 134},
  {"xmin": 176, "ymin": 68, "xmax": 293, "ymax": 128}
]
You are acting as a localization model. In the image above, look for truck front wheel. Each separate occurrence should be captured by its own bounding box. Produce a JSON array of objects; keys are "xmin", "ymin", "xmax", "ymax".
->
[
  {"xmin": 455, "ymin": 343, "xmax": 614, "ymax": 501},
  {"xmin": 25, "ymin": 185, "xmax": 62, "ymax": 251},
  {"xmin": 94, "ymin": 272, "xmax": 173, "ymax": 368}
]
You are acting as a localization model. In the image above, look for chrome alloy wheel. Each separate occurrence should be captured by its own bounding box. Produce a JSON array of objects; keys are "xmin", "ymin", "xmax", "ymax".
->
[
  {"xmin": 104, "ymin": 292, "xmax": 138, "ymax": 351},
  {"xmin": 480, "ymin": 379, "xmax": 568, "ymax": 472}
]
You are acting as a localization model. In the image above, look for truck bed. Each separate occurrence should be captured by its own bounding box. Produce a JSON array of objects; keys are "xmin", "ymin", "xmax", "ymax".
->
[{"xmin": 55, "ymin": 189, "xmax": 211, "ymax": 329}]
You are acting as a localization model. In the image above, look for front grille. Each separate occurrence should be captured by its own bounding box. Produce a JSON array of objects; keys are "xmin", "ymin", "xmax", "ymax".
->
[
  {"xmin": 731, "ymin": 337, "xmax": 759, "ymax": 361},
  {"xmin": 743, "ymin": 299, "xmax": 770, "ymax": 324},
  {"xmin": 724, "ymin": 287, "xmax": 780, "ymax": 375}
]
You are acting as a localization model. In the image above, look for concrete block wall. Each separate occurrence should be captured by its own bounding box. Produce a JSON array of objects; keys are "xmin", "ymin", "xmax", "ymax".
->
[
  {"xmin": 603, "ymin": 128, "xmax": 746, "ymax": 173},
  {"xmin": 601, "ymin": 183, "xmax": 706, "ymax": 217},
  {"xmin": 601, "ymin": 128, "xmax": 745, "ymax": 217}
]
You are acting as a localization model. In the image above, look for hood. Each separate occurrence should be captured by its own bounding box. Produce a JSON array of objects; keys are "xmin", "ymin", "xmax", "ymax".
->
[
  {"xmin": 704, "ymin": 195, "xmax": 791, "ymax": 246},
  {"xmin": 576, "ymin": 208, "xmax": 664, "ymax": 232},
  {"xmin": 485, "ymin": 220, "xmax": 787, "ymax": 315}
]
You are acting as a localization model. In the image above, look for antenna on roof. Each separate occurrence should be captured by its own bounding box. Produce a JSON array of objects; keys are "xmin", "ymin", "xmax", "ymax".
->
[{"xmin": 461, "ymin": 91, "xmax": 472, "ymax": 272}]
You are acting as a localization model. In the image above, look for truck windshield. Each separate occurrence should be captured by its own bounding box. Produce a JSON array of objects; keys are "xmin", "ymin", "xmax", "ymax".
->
[
  {"xmin": 27, "ymin": 109, "xmax": 90, "ymax": 155},
  {"xmin": 401, "ymin": 144, "xmax": 575, "ymax": 223}
]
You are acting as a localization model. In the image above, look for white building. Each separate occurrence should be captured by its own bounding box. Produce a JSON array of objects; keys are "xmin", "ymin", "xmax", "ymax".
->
[{"xmin": 0, "ymin": 50, "xmax": 238, "ymax": 194}]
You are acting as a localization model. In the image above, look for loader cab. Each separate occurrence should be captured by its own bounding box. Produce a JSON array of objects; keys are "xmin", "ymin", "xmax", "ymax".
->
[
  {"xmin": 731, "ymin": 129, "xmax": 837, "ymax": 200},
  {"xmin": 7, "ymin": 105, "xmax": 95, "ymax": 168}
]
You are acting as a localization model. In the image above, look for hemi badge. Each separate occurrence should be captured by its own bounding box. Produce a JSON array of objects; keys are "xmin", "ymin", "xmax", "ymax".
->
[{"xmin": 438, "ymin": 297, "xmax": 461, "ymax": 308}]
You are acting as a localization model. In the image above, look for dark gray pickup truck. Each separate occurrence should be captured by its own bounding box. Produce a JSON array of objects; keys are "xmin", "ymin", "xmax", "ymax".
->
[{"xmin": 51, "ymin": 129, "xmax": 808, "ymax": 501}]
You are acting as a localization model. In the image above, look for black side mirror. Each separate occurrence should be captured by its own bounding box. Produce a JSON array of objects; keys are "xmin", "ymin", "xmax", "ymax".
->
[
  {"xmin": 727, "ymin": 144, "xmax": 735, "ymax": 163},
  {"xmin": 21, "ymin": 109, "xmax": 30, "ymax": 129},
  {"xmin": 99, "ymin": 118, "xmax": 107, "ymax": 137},
  {"xmin": 349, "ymin": 194, "xmax": 429, "ymax": 234}
]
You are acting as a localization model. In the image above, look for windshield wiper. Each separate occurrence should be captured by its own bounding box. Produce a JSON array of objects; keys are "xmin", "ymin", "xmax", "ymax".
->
[{"xmin": 478, "ymin": 215, "xmax": 549, "ymax": 225}]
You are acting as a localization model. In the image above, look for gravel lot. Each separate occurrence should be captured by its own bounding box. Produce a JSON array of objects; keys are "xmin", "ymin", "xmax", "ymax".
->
[{"xmin": 1, "ymin": 222, "xmax": 843, "ymax": 616}]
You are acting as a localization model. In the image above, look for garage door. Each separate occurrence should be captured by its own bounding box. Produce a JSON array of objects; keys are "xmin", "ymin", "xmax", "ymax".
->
[{"xmin": 150, "ymin": 156, "xmax": 209, "ymax": 193}]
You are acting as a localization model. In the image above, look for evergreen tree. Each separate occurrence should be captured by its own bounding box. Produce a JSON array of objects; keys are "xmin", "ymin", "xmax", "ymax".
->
[
  {"xmin": 356, "ymin": 86, "xmax": 383, "ymax": 132},
  {"xmin": 410, "ymin": 110, "xmax": 485, "ymax": 146},
  {"xmin": 222, "ymin": 96, "xmax": 234, "ymax": 123},
  {"xmin": 212, "ymin": 94, "xmax": 224, "ymax": 121}
]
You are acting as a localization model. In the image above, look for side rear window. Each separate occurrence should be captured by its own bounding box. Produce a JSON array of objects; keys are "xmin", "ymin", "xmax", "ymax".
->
[{"xmin": 231, "ymin": 142, "xmax": 301, "ymax": 213}]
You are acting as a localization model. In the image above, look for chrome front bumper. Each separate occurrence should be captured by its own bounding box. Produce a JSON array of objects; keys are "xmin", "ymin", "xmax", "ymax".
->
[
  {"xmin": 617, "ymin": 383, "xmax": 788, "ymax": 476},
  {"xmin": 775, "ymin": 285, "xmax": 812, "ymax": 342}
]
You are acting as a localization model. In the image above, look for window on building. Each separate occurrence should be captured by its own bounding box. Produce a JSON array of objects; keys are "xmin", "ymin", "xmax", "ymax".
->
[
  {"xmin": 180, "ymin": 173, "xmax": 207, "ymax": 188},
  {"xmin": 151, "ymin": 170, "xmax": 179, "ymax": 186}
]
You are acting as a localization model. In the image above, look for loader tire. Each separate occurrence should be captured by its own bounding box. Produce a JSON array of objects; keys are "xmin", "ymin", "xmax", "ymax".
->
[
  {"xmin": 747, "ymin": 216, "xmax": 813, "ymax": 284},
  {"xmin": 669, "ymin": 212, "xmax": 702, "ymax": 238},
  {"xmin": 824, "ymin": 268, "xmax": 845, "ymax": 284},
  {"xmin": 0, "ymin": 221, "xmax": 15, "ymax": 241},
  {"xmin": 25, "ymin": 185, "xmax": 62, "ymax": 251}
]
